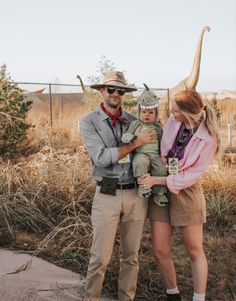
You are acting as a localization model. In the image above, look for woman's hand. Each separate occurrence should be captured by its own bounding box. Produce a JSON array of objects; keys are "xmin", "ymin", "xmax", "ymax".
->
[
  {"xmin": 138, "ymin": 174, "xmax": 167, "ymax": 188},
  {"xmin": 138, "ymin": 174, "xmax": 155, "ymax": 189}
]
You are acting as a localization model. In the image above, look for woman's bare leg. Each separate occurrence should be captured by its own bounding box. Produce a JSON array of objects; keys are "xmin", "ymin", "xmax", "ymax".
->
[
  {"xmin": 181, "ymin": 224, "xmax": 208, "ymax": 294},
  {"xmin": 151, "ymin": 221, "xmax": 177, "ymax": 289}
]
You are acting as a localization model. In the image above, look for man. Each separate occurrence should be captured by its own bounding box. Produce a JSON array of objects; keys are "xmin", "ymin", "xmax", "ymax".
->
[{"xmin": 80, "ymin": 71, "xmax": 156, "ymax": 301}]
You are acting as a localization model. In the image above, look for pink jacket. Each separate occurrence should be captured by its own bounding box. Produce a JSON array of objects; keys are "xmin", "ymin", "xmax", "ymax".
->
[{"xmin": 161, "ymin": 114, "xmax": 217, "ymax": 195}]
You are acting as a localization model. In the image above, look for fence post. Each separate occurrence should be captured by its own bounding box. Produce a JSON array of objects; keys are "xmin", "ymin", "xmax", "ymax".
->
[
  {"xmin": 227, "ymin": 123, "xmax": 232, "ymax": 147},
  {"xmin": 167, "ymin": 88, "xmax": 171, "ymax": 116},
  {"xmin": 49, "ymin": 84, "xmax": 53, "ymax": 127}
]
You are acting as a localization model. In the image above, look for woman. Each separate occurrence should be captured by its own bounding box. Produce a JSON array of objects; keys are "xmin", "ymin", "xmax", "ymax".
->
[{"xmin": 139, "ymin": 90, "xmax": 220, "ymax": 301}]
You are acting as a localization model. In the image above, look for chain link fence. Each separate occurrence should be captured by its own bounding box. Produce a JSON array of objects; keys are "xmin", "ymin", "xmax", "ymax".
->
[
  {"xmin": 15, "ymin": 82, "xmax": 170, "ymax": 127},
  {"xmin": 13, "ymin": 81, "xmax": 236, "ymax": 151}
]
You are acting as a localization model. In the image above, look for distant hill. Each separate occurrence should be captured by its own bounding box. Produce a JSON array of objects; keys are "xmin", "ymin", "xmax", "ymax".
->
[{"xmin": 201, "ymin": 90, "xmax": 236, "ymax": 101}]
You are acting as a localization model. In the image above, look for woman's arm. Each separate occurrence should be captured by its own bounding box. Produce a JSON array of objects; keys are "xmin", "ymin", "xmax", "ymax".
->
[
  {"xmin": 167, "ymin": 140, "xmax": 217, "ymax": 194},
  {"xmin": 138, "ymin": 174, "xmax": 167, "ymax": 188},
  {"xmin": 138, "ymin": 139, "xmax": 217, "ymax": 194}
]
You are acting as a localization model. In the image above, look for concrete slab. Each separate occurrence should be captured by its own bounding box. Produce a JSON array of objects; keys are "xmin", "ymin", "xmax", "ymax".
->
[{"xmin": 0, "ymin": 249, "xmax": 117, "ymax": 301}]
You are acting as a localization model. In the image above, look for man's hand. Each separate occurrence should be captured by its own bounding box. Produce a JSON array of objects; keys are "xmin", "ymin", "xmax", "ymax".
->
[
  {"xmin": 134, "ymin": 128, "xmax": 157, "ymax": 147},
  {"xmin": 117, "ymin": 128, "xmax": 157, "ymax": 161}
]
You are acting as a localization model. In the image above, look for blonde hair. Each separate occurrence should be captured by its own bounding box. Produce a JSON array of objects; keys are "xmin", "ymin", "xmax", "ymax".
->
[{"xmin": 174, "ymin": 90, "xmax": 221, "ymax": 155}]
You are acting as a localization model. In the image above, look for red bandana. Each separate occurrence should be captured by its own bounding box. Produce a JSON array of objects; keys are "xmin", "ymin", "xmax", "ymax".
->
[{"xmin": 100, "ymin": 103, "xmax": 125, "ymax": 128}]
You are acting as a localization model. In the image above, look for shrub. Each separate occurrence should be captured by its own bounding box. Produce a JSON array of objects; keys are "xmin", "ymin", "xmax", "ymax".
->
[{"xmin": 0, "ymin": 65, "xmax": 32, "ymax": 156}]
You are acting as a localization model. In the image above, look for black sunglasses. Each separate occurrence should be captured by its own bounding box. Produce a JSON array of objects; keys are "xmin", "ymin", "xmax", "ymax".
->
[
  {"xmin": 106, "ymin": 86, "xmax": 126, "ymax": 96},
  {"xmin": 176, "ymin": 128, "xmax": 190, "ymax": 147}
]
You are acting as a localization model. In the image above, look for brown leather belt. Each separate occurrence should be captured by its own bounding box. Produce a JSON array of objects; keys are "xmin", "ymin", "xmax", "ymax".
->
[{"xmin": 96, "ymin": 181, "xmax": 136, "ymax": 190}]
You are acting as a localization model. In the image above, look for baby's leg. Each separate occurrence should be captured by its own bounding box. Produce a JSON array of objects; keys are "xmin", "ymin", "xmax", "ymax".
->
[
  {"xmin": 132, "ymin": 153, "xmax": 151, "ymax": 198},
  {"xmin": 150, "ymin": 154, "xmax": 169, "ymax": 206},
  {"xmin": 132, "ymin": 153, "xmax": 150, "ymax": 177}
]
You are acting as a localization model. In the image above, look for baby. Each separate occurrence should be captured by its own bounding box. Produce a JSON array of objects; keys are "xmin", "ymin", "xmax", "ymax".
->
[{"xmin": 122, "ymin": 84, "xmax": 168, "ymax": 206}]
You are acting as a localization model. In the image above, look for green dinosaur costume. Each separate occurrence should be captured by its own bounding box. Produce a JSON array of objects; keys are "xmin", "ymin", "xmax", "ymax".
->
[{"xmin": 122, "ymin": 84, "xmax": 168, "ymax": 206}]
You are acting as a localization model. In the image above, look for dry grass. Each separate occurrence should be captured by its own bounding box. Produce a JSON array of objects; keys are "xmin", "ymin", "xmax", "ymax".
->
[
  {"xmin": 0, "ymin": 99, "xmax": 236, "ymax": 300},
  {"xmin": 202, "ymin": 162, "xmax": 236, "ymax": 231},
  {"xmin": 0, "ymin": 142, "xmax": 235, "ymax": 300},
  {"xmin": 0, "ymin": 145, "xmax": 94, "ymax": 266}
]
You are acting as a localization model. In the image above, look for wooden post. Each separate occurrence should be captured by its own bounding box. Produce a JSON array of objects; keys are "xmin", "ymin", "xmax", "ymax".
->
[
  {"xmin": 49, "ymin": 84, "xmax": 53, "ymax": 127},
  {"xmin": 227, "ymin": 123, "xmax": 232, "ymax": 147}
]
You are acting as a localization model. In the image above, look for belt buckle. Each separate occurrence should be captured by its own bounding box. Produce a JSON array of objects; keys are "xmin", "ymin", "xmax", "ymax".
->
[{"xmin": 119, "ymin": 182, "xmax": 135, "ymax": 190}]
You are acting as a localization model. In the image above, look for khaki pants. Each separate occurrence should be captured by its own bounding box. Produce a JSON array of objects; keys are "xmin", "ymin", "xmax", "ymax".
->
[{"xmin": 85, "ymin": 186, "xmax": 148, "ymax": 301}]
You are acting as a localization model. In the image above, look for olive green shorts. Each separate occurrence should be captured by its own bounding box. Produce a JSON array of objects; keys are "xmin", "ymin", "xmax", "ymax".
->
[{"xmin": 147, "ymin": 182, "xmax": 206, "ymax": 227}]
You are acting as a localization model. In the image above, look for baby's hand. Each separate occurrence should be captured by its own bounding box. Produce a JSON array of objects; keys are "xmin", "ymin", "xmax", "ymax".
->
[{"xmin": 121, "ymin": 133, "xmax": 136, "ymax": 144}]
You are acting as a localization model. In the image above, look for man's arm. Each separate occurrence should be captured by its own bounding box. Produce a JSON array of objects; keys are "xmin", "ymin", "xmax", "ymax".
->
[
  {"xmin": 80, "ymin": 114, "xmax": 157, "ymax": 166},
  {"xmin": 118, "ymin": 128, "xmax": 157, "ymax": 160},
  {"xmin": 80, "ymin": 115, "xmax": 118, "ymax": 168}
]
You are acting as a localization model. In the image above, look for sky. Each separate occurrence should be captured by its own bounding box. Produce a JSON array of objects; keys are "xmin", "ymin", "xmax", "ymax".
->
[{"xmin": 0, "ymin": 0, "xmax": 235, "ymax": 92}]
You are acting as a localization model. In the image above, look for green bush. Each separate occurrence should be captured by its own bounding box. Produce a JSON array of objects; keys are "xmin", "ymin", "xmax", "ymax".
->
[{"xmin": 0, "ymin": 65, "xmax": 32, "ymax": 156}]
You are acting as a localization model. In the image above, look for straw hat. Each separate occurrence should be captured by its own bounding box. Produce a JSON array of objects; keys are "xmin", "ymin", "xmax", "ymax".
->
[{"xmin": 90, "ymin": 71, "xmax": 137, "ymax": 92}]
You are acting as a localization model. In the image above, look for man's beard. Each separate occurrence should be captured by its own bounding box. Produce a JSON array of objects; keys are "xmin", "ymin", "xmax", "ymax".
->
[
  {"xmin": 108, "ymin": 102, "xmax": 119, "ymax": 109},
  {"xmin": 106, "ymin": 98, "xmax": 121, "ymax": 109}
]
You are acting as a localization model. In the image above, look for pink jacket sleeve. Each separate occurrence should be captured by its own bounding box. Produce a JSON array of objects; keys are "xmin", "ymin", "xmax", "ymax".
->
[{"xmin": 166, "ymin": 139, "xmax": 217, "ymax": 195}]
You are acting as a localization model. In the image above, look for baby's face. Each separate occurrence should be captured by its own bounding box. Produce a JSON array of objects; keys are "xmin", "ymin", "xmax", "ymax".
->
[{"xmin": 140, "ymin": 108, "xmax": 156, "ymax": 124}]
